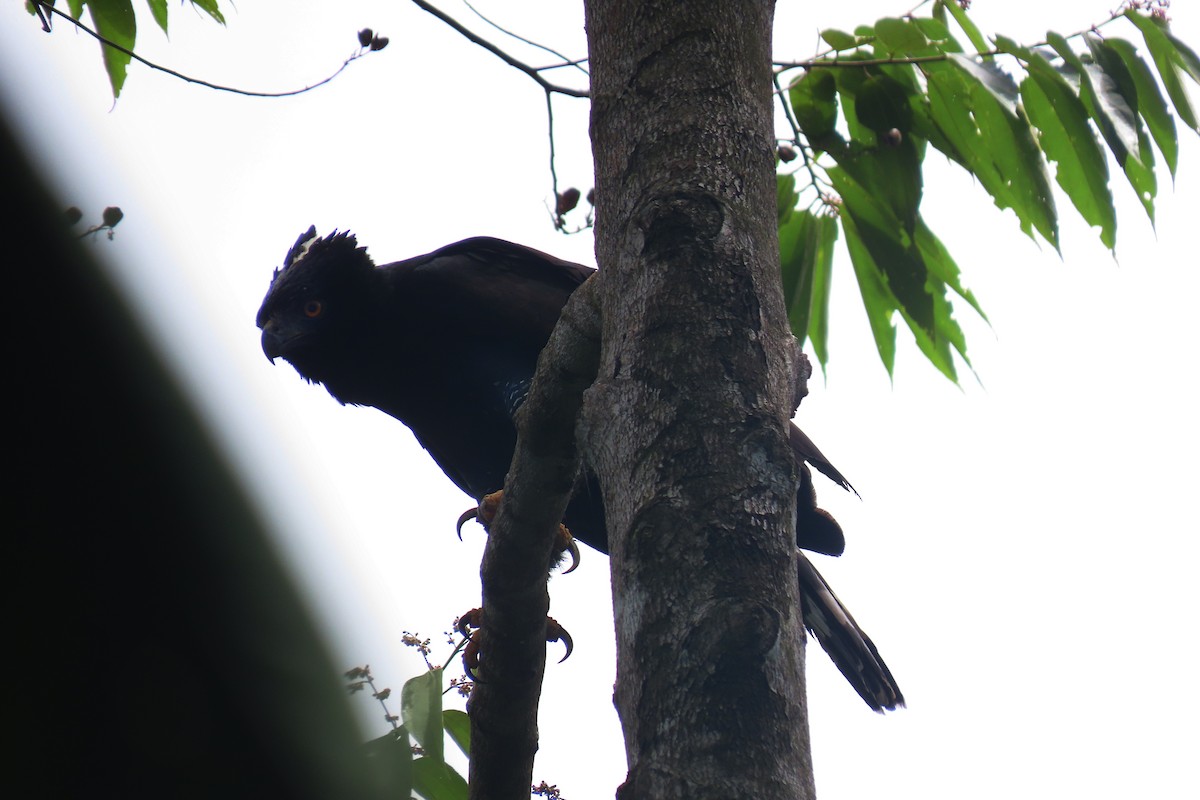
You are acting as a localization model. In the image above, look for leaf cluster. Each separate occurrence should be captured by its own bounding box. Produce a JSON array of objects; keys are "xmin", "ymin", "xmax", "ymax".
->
[{"xmin": 778, "ymin": 1, "xmax": 1200, "ymax": 380}]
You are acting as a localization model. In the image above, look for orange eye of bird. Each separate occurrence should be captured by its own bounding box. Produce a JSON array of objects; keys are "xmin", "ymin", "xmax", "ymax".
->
[{"xmin": 303, "ymin": 300, "xmax": 323, "ymax": 318}]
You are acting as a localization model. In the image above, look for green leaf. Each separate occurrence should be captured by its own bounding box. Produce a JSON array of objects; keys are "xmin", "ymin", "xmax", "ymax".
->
[
  {"xmin": 879, "ymin": 59, "xmax": 925, "ymax": 97},
  {"xmin": 906, "ymin": 98, "xmax": 966, "ymax": 170},
  {"xmin": 1049, "ymin": 35, "xmax": 1133, "ymax": 161},
  {"xmin": 412, "ymin": 758, "xmax": 468, "ymax": 800},
  {"xmin": 898, "ymin": 59, "xmax": 967, "ymax": 168},
  {"xmin": 1020, "ymin": 53, "xmax": 1116, "ymax": 249},
  {"xmin": 914, "ymin": 219, "xmax": 986, "ymax": 326},
  {"xmin": 929, "ymin": 57, "xmax": 1059, "ymax": 248},
  {"xmin": 401, "ymin": 668, "xmax": 444, "ymax": 764},
  {"xmin": 776, "ymin": 172, "xmax": 798, "ymax": 225},
  {"xmin": 68, "ymin": 0, "xmax": 83, "ymax": 18},
  {"xmin": 188, "ymin": 0, "xmax": 225, "ymax": 25},
  {"xmin": 1125, "ymin": 9, "xmax": 1199, "ymax": 133},
  {"xmin": 912, "ymin": 17, "xmax": 955, "ymax": 49},
  {"xmin": 969, "ymin": 96, "xmax": 1059, "ymax": 248},
  {"xmin": 941, "ymin": 0, "xmax": 988, "ymax": 54},
  {"xmin": 856, "ymin": 73, "xmax": 915, "ymax": 134},
  {"xmin": 923, "ymin": 64, "xmax": 983, "ymax": 161},
  {"xmin": 821, "ymin": 28, "xmax": 858, "ymax": 52},
  {"xmin": 1165, "ymin": 29, "xmax": 1200, "ymax": 84},
  {"xmin": 1051, "ymin": 34, "xmax": 1156, "ymax": 222},
  {"xmin": 1087, "ymin": 35, "xmax": 1140, "ymax": 108},
  {"xmin": 947, "ymin": 53, "xmax": 1019, "ymax": 115},
  {"xmin": 829, "ymin": 58, "xmax": 876, "ymax": 144},
  {"xmin": 1106, "ymin": 37, "xmax": 1178, "ymax": 178},
  {"xmin": 145, "ymin": 0, "xmax": 166, "ymax": 34},
  {"xmin": 837, "ymin": 212, "xmax": 897, "ymax": 377},
  {"xmin": 807, "ymin": 216, "xmax": 835, "ymax": 369},
  {"xmin": 912, "ymin": 272, "xmax": 967, "ymax": 382},
  {"xmin": 828, "ymin": 165, "xmax": 933, "ymax": 339},
  {"xmin": 992, "ymin": 34, "xmax": 1026, "ymax": 58},
  {"xmin": 87, "ymin": 0, "xmax": 136, "ymax": 99},
  {"xmin": 788, "ymin": 68, "xmax": 838, "ymax": 145},
  {"xmin": 779, "ymin": 209, "xmax": 837, "ymax": 363},
  {"xmin": 1084, "ymin": 56, "xmax": 1145, "ymax": 165},
  {"xmin": 932, "ymin": 0, "xmax": 947, "ymax": 27},
  {"xmin": 363, "ymin": 728, "xmax": 414, "ymax": 798},
  {"xmin": 839, "ymin": 133, "xmax": 923, "ymax": 234},
  {"xmin": 827, "ymin": 59, "xmax": 926, "ymax": 227},
  {"xmin": 1086, "ymin": 36, "xmax": 1159, "ymax": 219},
  {"xmin": 443, "ymin": 709, "xmax": 471, "ymax": 758},
  {"xmin": 875, "ymin": 17, "xmax": 928, "ymax": 55},
  {"xmin": 831, "ymin": 166, "xmax": 979, "ymax": 382},
  {"xmin": 779, "ymin": 208, "xmax": 813, "ymax": 342}
]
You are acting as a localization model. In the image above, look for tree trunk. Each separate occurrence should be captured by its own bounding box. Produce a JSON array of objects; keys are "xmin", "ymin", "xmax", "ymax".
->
[{"xmin": 582, "ymin": 2, "xmax": 815, "ymax": 798}]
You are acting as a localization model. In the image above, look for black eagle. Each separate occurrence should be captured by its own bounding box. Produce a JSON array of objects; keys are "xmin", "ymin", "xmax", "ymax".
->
[{"xmin": 257, "ymin": 227, "xmax": 903, "ymax": 711}]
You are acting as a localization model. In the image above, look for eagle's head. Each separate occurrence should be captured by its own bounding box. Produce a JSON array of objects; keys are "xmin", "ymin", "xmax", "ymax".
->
[{"xmin": 256, "ymin": 226, "xmax": 376, "ymax": 391}]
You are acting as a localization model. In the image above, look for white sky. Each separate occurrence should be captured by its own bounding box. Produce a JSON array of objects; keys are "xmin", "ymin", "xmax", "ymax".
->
[{"xmin": 4, "ymin": 1, "xmax": 1198, "ymax": 798}]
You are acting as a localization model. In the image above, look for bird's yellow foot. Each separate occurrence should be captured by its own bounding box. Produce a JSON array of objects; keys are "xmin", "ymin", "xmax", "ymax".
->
[
  {"xmin": 456, "ymin": 608, "xmax": 573, "ymax": 677},
  {"xmin": 456, "ymin": 490, "xmax": 581, "ymax": 573}
]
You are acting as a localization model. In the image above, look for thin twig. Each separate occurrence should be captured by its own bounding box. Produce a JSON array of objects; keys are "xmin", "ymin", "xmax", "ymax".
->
[
  {"xmin": 33, "ymin": 0, "xmax": 376, "ymax": 98},
  {"xmin": 774, "ymin": 52, "xmax": 959, "ymax": 70},
  {"xmin": 535, "ymin": 57, "xmax": 591, "ymax": 73},
  {"xmin": 409, "ymin": 1, "xmax": 589, "ymax": 232},
  {"xmin": 546, "ymin": 91, "xmax": 562, "ymax": 224},
  {"xmin": 463, "ymin": 0, "xmax": 589, "ymax": 78},
  {"xmin": 772, "ymin": 72, "xmax": 828, "ymax": 209},
  {"xmin": 33, "ymin": 1, "xmax": 51, "ymax": 32},
  {"xmin": 410, "ymin": 0, "xmax": 589, "ymax": 97}
]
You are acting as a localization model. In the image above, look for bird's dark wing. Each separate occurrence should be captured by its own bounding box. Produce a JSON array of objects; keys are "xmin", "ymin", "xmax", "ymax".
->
[
  {"xmin": 790, "ymin": 423, "xmax": 856, "ymax": 497},
  {"xmin": 394, "ymin": 237, "xmax": 593, "ymax": 355},
  {"xmin": 417, "ymin": 236, "xmax": 594, "ymax": 290},
  {"xmin": 349, "ymin": 238, "xmax": 595, "ymax": 507}
]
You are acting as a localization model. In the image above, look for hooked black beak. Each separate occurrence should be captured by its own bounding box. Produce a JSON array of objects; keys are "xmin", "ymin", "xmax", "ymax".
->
[{"xmin": 260, "ymin": 323, "xmax": 283, "ymax": 363}]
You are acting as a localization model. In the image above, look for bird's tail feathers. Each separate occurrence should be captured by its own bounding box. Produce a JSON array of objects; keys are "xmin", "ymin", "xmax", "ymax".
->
[{"xmin": 797, "ymin": 552, "xmax": 904, "ymax": 712}]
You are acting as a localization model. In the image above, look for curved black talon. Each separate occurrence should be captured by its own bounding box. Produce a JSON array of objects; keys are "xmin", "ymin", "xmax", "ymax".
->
[
  {"xmin": 458, "ymin": 491, "xmax": 583, "ymax": 574},
  {"xmin": 547, "ymin": 616, "xmax": 573, "ymax": 663},
  {"xmin": 456, "ymin": 608, "xmax": 571, "ymax": 670},
  {"xmin": 556, "ymin": 526, "xmax": 581, "ymax": 574},
  {"xmin": 456, "ymin": 492, "xmax": 504, "ymax": 540},
  {"xmin": 456, "ymin": 507, "xmax": 477, "ymax": 540}
]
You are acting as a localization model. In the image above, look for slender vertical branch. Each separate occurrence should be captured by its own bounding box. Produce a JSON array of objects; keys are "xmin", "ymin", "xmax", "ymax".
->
[{"xmin": 467, "ymin": 278, "xmax": 601, "ymax": 800}]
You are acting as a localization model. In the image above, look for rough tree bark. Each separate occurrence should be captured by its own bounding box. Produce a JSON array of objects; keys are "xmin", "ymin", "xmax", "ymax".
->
[{"xmin": 582, "ymin": 2, "xmax": 815, "ymax": 798}]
